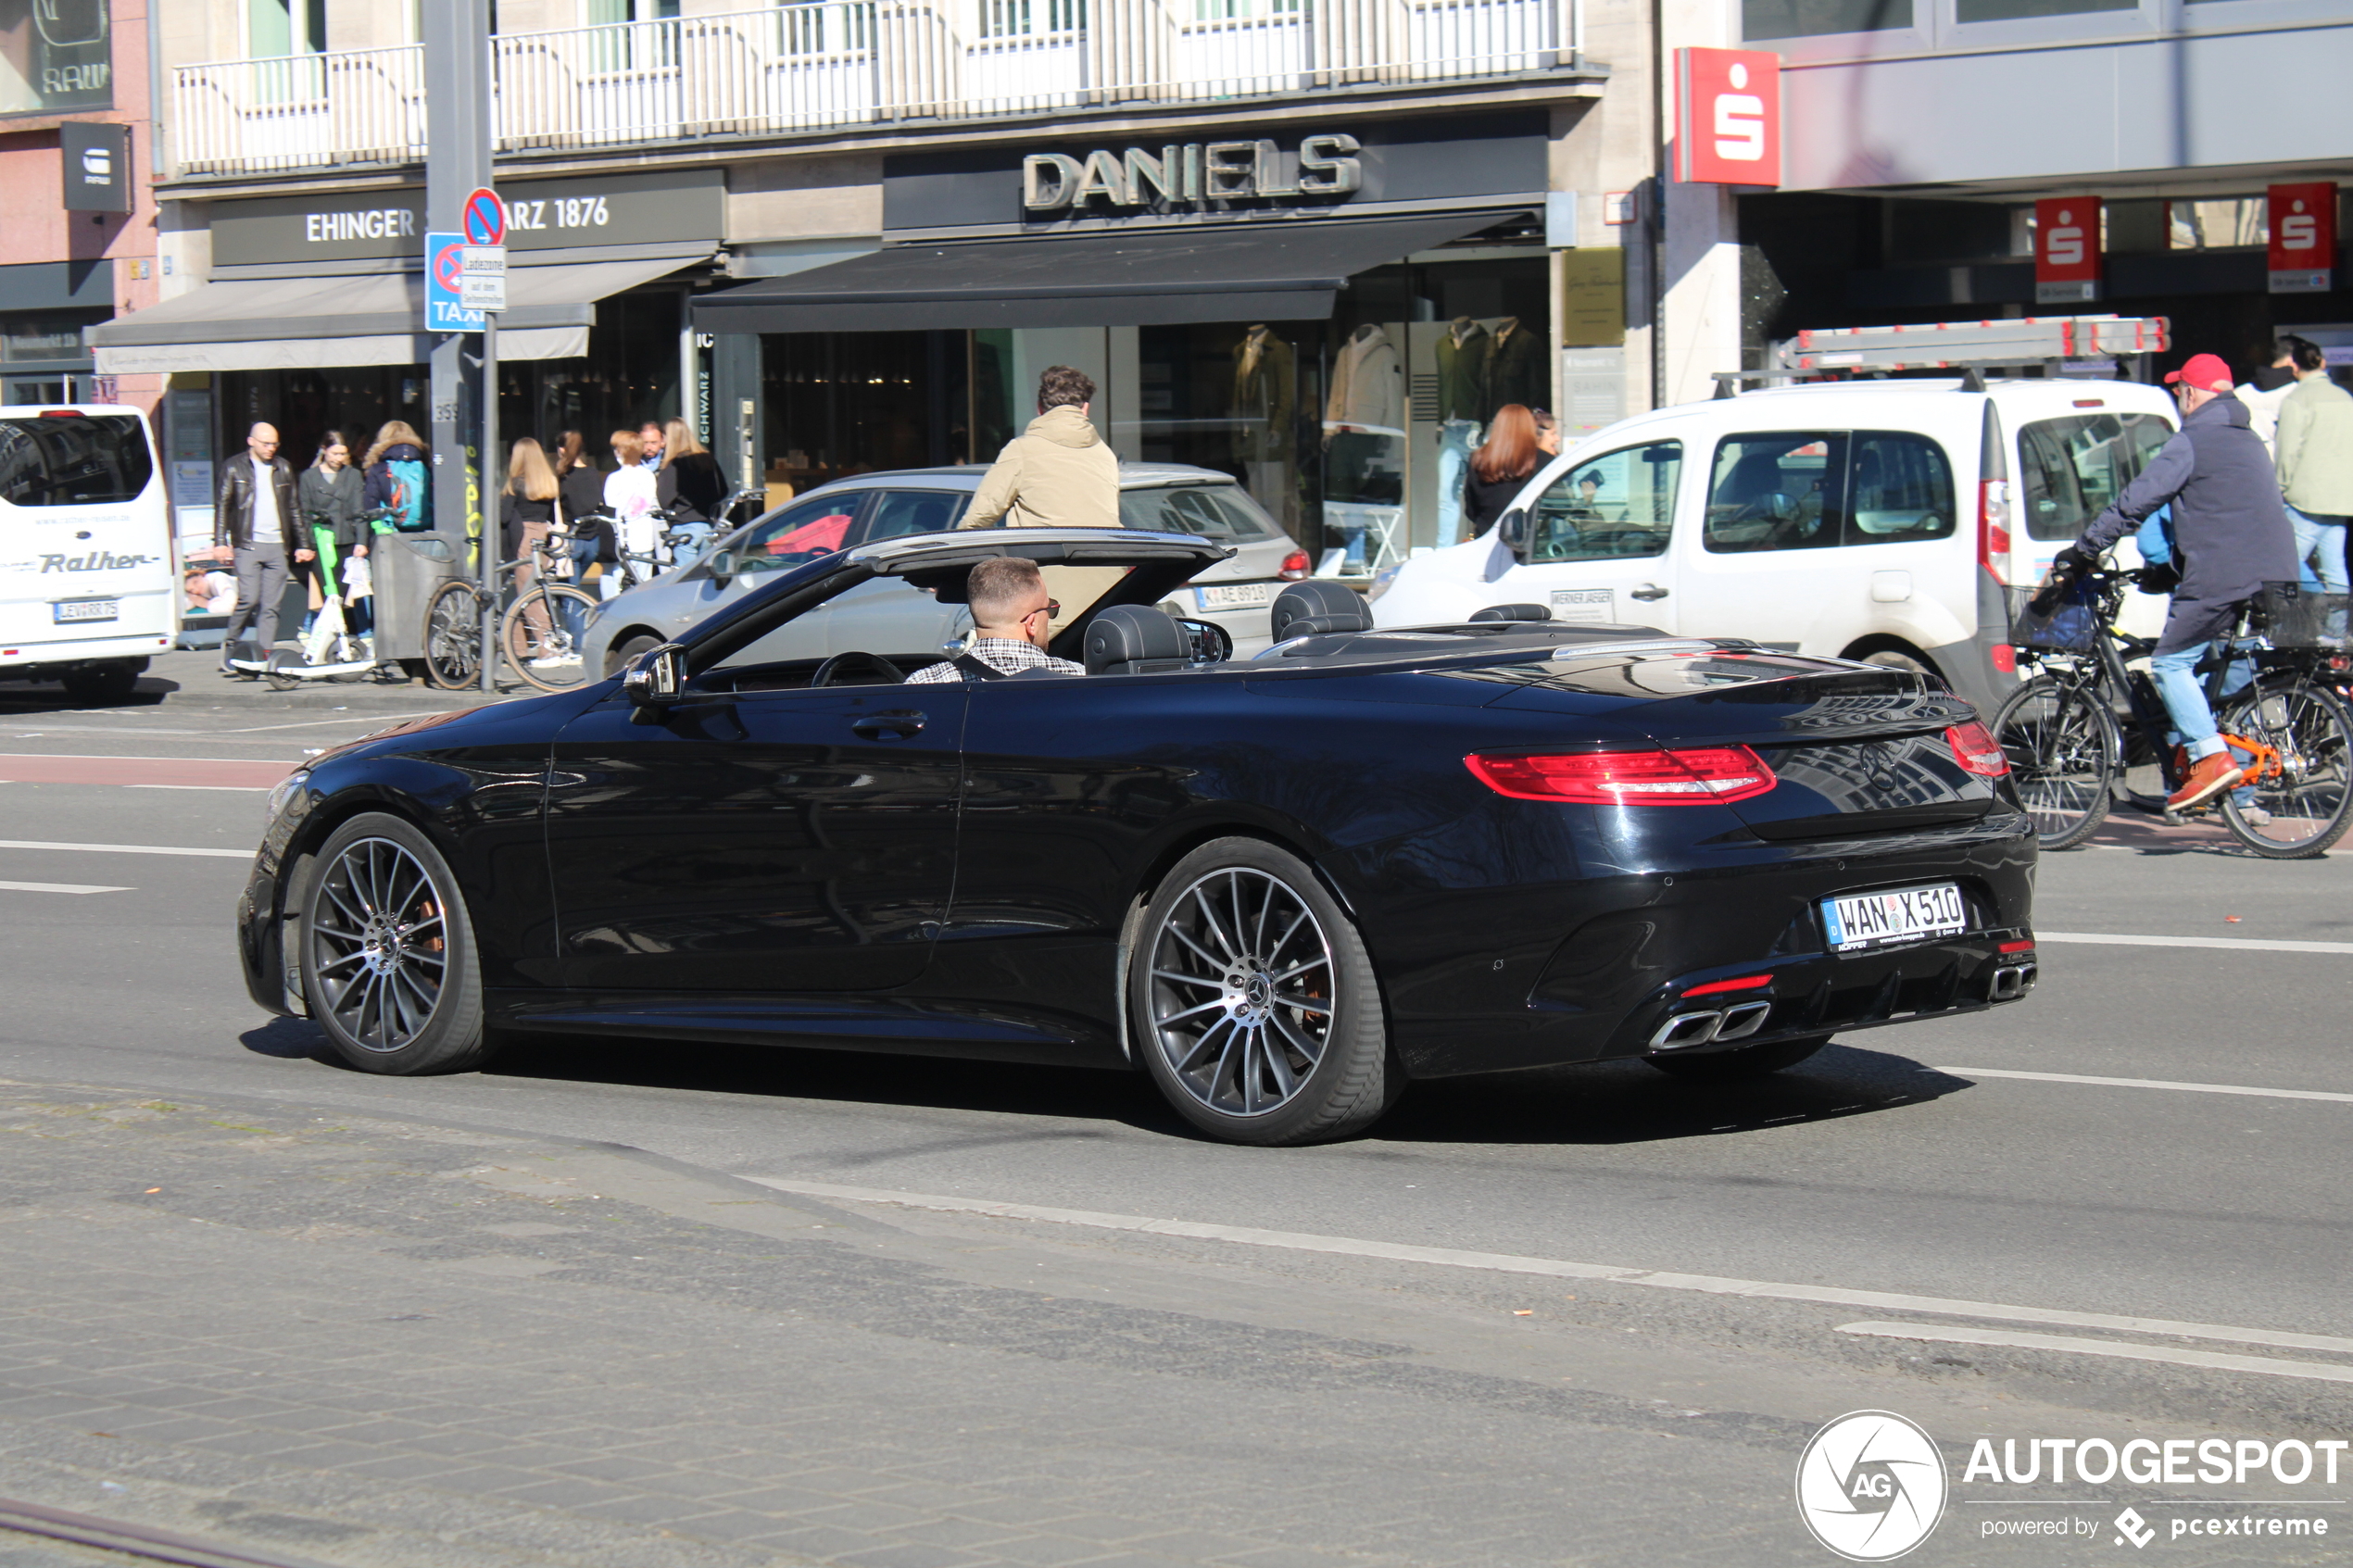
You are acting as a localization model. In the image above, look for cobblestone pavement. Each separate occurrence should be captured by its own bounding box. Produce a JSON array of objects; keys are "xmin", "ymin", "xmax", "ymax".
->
[{"xmin": 0, "ymin": 1079, "xmax": 1854, "ymax": 1568}]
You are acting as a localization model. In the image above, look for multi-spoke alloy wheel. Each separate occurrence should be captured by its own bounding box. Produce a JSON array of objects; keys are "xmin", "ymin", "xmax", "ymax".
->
[
  {"xmin": 1130, "ymin": 837, "xmax": 1398, "ymax": 1145},
  {"xmin": 298, "ymin": 813, "xmax": 493, "ymax": 1073}
]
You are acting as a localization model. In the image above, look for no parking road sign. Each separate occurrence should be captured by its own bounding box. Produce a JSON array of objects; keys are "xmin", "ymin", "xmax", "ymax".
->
[
  {"xmin": 424, "ymin": 232, "xmax": 485, "ymax": 332},
  {"xmin": 461, "ymin": 187, "xmax": 507, "ymax": 246},
  {"xmin": 458, "ymin": 187, "xmax": 508, "ymax": 313}
]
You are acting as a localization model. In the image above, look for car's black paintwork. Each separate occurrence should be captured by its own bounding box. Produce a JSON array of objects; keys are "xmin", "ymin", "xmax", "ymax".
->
[{"xmin": 239, "ymin": 533, "xmax": 2037, "ymax": 1082}]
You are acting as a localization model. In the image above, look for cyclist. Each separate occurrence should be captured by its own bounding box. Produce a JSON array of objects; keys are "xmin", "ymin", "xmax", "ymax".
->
[{"xmin": 2057, "ymin": 351, "xmax": 2300, "ymax": 812}]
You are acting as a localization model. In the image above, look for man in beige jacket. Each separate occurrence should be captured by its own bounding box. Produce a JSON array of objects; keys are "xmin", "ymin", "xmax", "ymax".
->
[
  {"xmin": 961, "ymin": 366, "xmax": 1119, "ymax": 530},
  {"xmin": 2274, "ymin": 337, "xmax": 2353, "ymax": 595}
]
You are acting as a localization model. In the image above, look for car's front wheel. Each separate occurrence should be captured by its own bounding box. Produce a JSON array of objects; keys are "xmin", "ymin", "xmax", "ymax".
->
[
  {"xmin": 1129, "ymin": 837, "xmax": 1400, "ymax": 1146},
  {"xmin": 297, "ymin": 812, "xmax": 496, "ymax": 1074}
]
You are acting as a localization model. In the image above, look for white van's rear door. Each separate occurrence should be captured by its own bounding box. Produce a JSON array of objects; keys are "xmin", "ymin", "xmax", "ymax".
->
[{"xmin": 0, "ymin": 409, "xmax": 172, "ymax": 653}]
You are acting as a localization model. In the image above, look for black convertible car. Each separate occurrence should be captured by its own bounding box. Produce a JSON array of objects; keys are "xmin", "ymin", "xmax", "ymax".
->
[{"xmin": 239, "ymin": 527, "xmax": 2038, "ymax": 1146}]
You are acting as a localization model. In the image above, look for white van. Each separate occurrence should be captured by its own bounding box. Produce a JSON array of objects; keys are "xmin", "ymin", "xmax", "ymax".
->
[
  {"xmin": 1369, "ymin": 378, "xmax": 2177, "ymax": 714},
  {"xmin": 0, "ymin": 404, "xmax": 178, "ymax": 702}
]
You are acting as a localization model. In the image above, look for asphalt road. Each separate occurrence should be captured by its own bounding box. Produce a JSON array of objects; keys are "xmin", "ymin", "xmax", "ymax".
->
[{"xmin": 2, "ymin": 671, "xmax": 2349, "ymax": 1568}]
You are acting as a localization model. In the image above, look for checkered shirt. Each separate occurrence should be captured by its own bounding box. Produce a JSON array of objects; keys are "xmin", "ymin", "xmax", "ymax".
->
[{"xmin": 905, "ymin": 637, "xmax": 1085, "ymax": 684}]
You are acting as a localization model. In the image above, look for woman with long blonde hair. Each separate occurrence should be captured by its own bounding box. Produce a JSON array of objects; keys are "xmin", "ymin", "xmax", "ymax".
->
[
  {"xmin": 501, "ymin": 437, "xmax": 564, "ymax": 659},
  {"xmin": 655, "ymin": 417, "xmax": 726, "ymax": 567}
]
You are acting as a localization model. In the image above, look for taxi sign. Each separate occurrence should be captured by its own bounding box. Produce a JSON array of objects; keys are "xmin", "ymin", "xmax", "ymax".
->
[{"xmin": 424, "ymin": 231, "xmax": 485, "ymax": 332}]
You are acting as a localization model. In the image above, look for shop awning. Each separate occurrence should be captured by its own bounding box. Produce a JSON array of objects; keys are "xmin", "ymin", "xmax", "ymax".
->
[
  {"xmin": 91, "ymin": 251, "xmax": 709, "ymax": 375},
  {"xmin": 690, "ymin": 213, "xmax": 1513, "ymax": 333}
]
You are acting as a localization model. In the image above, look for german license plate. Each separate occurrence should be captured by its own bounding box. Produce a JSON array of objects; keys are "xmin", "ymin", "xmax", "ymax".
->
[
  {"xmin": 1822, "ymin": 884, "xmax": 1966, "ymax": 953},
  {"xmin": 1549, "ymin": 587, "xmax": 1614, "ymax": 624},
  {"xmin": 53, "ymin": 598, "xmax": 119, "ymax": 624},
  {"xmin": 1197, "ymin": 582, "xmax": 1272, "ymax": 610}
]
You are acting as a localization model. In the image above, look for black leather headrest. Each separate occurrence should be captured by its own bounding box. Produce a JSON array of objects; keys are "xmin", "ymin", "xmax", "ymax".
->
[
  {"xmin": 1469, "ymin": 603, "xmax": 1553, "ymax": 623},
  {"xmin": 1270, "ymin": 580, "xmax": 1372, "ymax": 641},
  {"xmin": 1084, "ymin": 604, "xmax": 1190, "ymax": 675}
]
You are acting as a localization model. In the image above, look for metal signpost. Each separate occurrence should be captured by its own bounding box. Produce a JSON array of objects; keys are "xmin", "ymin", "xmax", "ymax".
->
[
  {"xmin": 422, "ymin": 0, "xmax": 493, "ymax": 684},
  {"xmin": 461, "ymin": 188, "xmax": 507, "ymax": 692}
]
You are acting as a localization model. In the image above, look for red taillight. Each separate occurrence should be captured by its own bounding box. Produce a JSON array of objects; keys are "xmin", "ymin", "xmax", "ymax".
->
[
  {"xmin": 1683, "ymin": 972, "xmax": 1772, "ymax": 997},
  {"xmin": 38, "ymin": 408, "xmax": 85, "ymax": 419},
  {"xmin": 1998, "ymin": 939, "xmax": 2035, "ymax": 953},
  {"xmin": 1977, "ymin": 480, "xmax": 2011, "ymax": 569},
  {"xmin": 1947, "ymin": 721, "xmax": 2008, "ymax": 777},
  {"xmin": 1277, "ymin": 550, "xmax": 1311, "ymax": 582},
  {"xmin": 1466, "ymin": 746, "xmax": 1778, "ymax": 805},
  {"xmin": 1990, "ymin": 643, "xmax": 2017, "ymax": 674}
]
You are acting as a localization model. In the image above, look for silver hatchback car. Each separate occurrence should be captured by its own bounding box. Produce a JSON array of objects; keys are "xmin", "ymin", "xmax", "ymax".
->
[{"xmin": 582, "ymin": 463, "xmax": 1306, "ymax": 675}]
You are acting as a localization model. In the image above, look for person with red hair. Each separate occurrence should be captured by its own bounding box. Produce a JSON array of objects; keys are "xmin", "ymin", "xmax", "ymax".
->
[{"xmin": 1462, "ymin": 404, "xmax": 1544, "ymax": 538}]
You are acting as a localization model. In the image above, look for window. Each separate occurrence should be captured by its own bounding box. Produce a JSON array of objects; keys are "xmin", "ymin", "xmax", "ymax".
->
[
  {"xmin": 1743, "ymin": 0, "xmax": 1910, "ymax": 40},
  {"xmin": 2016, "ymin": 412, "xmax": 2171, "ymax": 542},
  {"xmin": 734, "ymin": 493, "xmax": 864, "ymax": 573},
  {"xmin": 0, "ymin": 416, "xmax": 154, "ymax": 508},
  {"xmin": 862, "ymin": 489, "xmax": 968, "ymax": 541},
  {"xmin": 1704, "ymin": 431, "xmax": 1954, "ymax": 553},
  {"xmin": 1528, "ymin": 441, "xmax": 1681, "ymax": 563},
  {"xmin": 1955, "ymin": 0, "xmax": 2132, "ymax": 20},
  {"xmin": 1120, "ymin": 483, "xmax": 1284, "ymax": 545}
]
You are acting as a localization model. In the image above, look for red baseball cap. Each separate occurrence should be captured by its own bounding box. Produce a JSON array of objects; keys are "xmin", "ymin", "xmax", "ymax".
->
[{"xmin": 2162, "ymin": 353, "xmax": 2233, "ymax": 392}]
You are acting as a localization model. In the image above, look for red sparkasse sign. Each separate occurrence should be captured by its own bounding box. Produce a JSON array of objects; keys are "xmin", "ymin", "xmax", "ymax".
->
[
  {"xmin": 1675, "ymin": 48, "xmax": 1780, "ymax": 187},
  {"xmin": 2034, "ymin": 196, "xmax": 2103, "ymax": 306},
  {"xmin": 2268, "ymin": 182, "xmax": 2336, "ymax": 294}
]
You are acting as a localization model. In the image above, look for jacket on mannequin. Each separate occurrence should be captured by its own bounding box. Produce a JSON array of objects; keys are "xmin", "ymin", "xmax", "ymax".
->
[
  {"xmin": 1480, "ymin": 317, "xmax": 1545, "ymax": 421},
  {"xmin": 1434, "ymin": 318, "xmax": 1489, "ymax": 425},
  {"xmin": 1230, "ymin": 326, "xmax": 1296, "ymax": 465},
  {"xmin": 1327, "ymin": 323, "xmax": 1403, "ymax": 431}
]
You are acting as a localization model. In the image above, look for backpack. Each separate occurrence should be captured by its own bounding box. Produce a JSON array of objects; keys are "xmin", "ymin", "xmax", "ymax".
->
[{"xmin": 373, "ymin": 457, "xmax": 429, "ymax": 533}]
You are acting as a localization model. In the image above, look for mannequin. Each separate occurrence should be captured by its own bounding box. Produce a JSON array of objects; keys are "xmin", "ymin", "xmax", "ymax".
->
[
  {"xmin": 1480, "ymin": 315, "xmax": 1545, "ymax": 422},
  {"xmin": 1327, "ymin": 322, "xmax": 1403, "ymax": 431},
  {"xmin": 1325, "ymin": 323, "xmax": 1404, "ymax": 573},
  {"xmin": 1230, "ymin": 324, "xmax": 1297, "ymax": 529},
  {"xmin": 1433, "ymin": 316, "xmax": 1489, "ymax": 546}
]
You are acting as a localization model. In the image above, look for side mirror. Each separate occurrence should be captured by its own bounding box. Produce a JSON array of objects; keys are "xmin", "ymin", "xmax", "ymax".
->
[
  {"xmin": 705, "ymin": 548, "xmax": 736, "ymax": 584},
  {"xmin": 1496, "ymin": 508, "xmax": 1529, "ymax": 558},
  {"xmin": 622, "ymin": 642, "xmax": 687, "ymax": 720}
]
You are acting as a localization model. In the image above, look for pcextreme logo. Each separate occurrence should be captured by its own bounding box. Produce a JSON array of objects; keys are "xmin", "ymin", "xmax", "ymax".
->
[{"xmin": 1796, "ymin": 1411, "xmax": 1948, "ymax": 1561}]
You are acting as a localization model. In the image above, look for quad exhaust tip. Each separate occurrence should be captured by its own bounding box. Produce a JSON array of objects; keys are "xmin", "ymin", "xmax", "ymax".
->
[
  {"xmin": 1988, "ymin": 961, "xmax": 2038, "ymax": 1002},
  {"xmin": 1650, "ymin": 998, "xmax": 1772, "ymax": 1051}
]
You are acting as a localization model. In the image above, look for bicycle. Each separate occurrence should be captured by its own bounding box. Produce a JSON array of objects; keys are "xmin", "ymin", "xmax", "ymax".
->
[
  {"xmin": 1992, "ymin": 561, "xmax": 2353, "ymax": 858},
  {"xmin": 419, "ymin": 530, "xmax": 604, "ymax": 694}
]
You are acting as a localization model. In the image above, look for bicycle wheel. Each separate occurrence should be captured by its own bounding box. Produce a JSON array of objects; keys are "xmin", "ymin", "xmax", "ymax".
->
[
  {"xmin": 500, "ymin": 586, "xmax": 602, "ymax": 692},
  {"xmin": 2216, "ymin": 679, "xmax": 2353, "ymax": 859},
  {"xmin": 420, "ymin": 580, "xmax": 483, "ymax": 691},
  {"xmin": 1993, "ymin": 674, "xmax": 2117, "ymax": 850}
]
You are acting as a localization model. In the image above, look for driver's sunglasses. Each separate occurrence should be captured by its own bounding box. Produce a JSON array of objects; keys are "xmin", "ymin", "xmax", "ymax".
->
[{"xmin": 1025, "ymin": 599, "xmax": 1062, "ymax": 621}]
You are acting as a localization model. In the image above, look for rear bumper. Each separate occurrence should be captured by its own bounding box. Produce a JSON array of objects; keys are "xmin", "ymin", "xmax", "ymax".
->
[{"xmin": 0, "ymin": 633, "xmax": 170, "ymax": 675}]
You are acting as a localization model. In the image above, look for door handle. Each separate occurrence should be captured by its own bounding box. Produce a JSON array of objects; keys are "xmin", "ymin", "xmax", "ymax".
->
[
  {"xmin": 1629, "ymin": 583, "xmax": 1670, "ymax": 601},
  {"xmin": 851, "ymin": 710, "xmax": 925, "ymax": 740}
]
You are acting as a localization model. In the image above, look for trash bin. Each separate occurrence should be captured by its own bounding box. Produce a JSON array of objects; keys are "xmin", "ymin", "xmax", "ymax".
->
[{"xmin": 369, "ymin": 531, "xmax": 465, "ymax": 665}]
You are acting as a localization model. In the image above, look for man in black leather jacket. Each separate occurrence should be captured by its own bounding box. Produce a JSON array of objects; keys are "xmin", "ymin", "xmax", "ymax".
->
[{"xmin": 214, "ymin": 422, "xmax": 302, "ymax": 675}]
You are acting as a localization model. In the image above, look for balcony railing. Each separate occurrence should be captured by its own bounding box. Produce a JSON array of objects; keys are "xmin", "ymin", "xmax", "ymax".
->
[{"xmin": 173, "ymin": 0, "xmax": 1582, "ymax": 176}]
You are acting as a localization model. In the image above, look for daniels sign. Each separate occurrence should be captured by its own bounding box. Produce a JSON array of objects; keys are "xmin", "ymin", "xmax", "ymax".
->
[
  {"xmin": 1674, "ymin": 48, "xmax": 1780, "ymax": 187},
  {"xmin": 1024, "ymin": 134, "xmax": 1364, "ymax": 213}
]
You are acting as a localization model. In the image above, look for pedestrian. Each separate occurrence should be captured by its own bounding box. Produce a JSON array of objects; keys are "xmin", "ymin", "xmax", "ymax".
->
[
  {"xmin": 958, "ymin": 366, "xmax": 1118, "ymax": 530},
  {"xmin": 554, "ymin": 429, "xmax": 604, "ymax": 521},
  {"xmin": 296, "ymin": 429, "xmax": 369, "ymax": 643},
  {"xmin": 360, "ymin": 421, "xmax": 430, "ymax": 534},
  {"xmin": 2233, "ymin": 340, "xmax": 2300, "ymax": 456},
  {"xmin": 501, "ymin": 437, "xmax": 570, "ymax": 664},
  {"xmin": 604, "ymin": 429, "xmax": 661, "ymax": 594},
  {"xmin": 1534, "ymin": 408, "xmax": 1562, "ymax": 458},
  {"xmin": 1462, "ymin": 404, "xmax": 1544, "ymax": 539},
  {"xmin": 214, "ymin": 420, "xmax": 298, "ymax": 676},
  {"xmin": 655, "ymin": 417, "xmax": 726, "ymax": 568},
  {"xmin": 638, "ymin": 420, "xmax": 667, "ymax": 472},
  {"xmin": 905, "ymin": 557, "xmax": 1086, "ymax": 683},
  {"xmin": 2272, "ymin": 336, "xmax": 2353, "ymax": 596},
  {"xmin": 2059, "ymin": 352, "xmax": 2300, "ymax": 811}
]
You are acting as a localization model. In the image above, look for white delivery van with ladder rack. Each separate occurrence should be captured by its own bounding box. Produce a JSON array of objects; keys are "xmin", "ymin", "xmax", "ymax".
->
[
  {"xmin": 1370, "ymin": 316, "xmax": 2177, "ymax": 716},
  {"xmin": 0, "ymin": 402, "xmax": 178, "ymax": 702}
]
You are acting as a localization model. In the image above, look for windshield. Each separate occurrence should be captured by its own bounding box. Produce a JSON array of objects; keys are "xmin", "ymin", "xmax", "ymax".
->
[
  {"xmin": 0, "ymin": 415, "xmax": 154, "ymax": 508},
  {"xmin": 1120, "ymin": 483, "xmax": 1284, "ymax": 544},
  {"xmin": 2017, "ymin": 412, "xmax": 2172, "ymax": 542}
]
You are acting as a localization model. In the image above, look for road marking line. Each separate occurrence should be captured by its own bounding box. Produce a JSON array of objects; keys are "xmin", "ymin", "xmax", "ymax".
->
[
  {"xmin": 1940, "ymin": 1066, "xmax": 2353, "ymax": 1105},
  {"xmin": 1837, "ymin": 1323, "xmax": 2353, "ymax": 1386},
  {"xmin": 123, "ymin": 784, "xmax": 271, "ymax": 792},
  {"xmin": 744, "ymin": 1178, "xmax": 2353, "ymax": 1358},
  {"xmin": 0, "ymin": 840, "xmax": 248, "ymax": 859},
  {"xmin": 0, "ymin": 880, "xmax": 131, "ymax": 896},
  {"xmin": 0, "ymin": 753, "xmax": 301, "ymax": 764},
  {"xmin": 2040, "ymin": 930, "xmax": 2353, "ymax": 956}
]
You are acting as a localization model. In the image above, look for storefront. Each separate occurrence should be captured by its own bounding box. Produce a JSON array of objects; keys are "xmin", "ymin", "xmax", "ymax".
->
[
  {"xmin": 0, "ymin": 259, "xmax": 112, "ymax": 406},
  {"xmin": 697, "ymin": 113, "xmax": 1560, "ymax": 571},
  {"xmin": 91, "ymin": 169, "xmax": 727, "ymax": 545}
]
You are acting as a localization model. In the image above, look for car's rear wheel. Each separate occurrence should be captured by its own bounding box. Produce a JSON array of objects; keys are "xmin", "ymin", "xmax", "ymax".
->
[
  {"xmin": 1130, "ymin": 837, "xmax": 1400, "ymax": 1146},
  {"xmin": 1644, "ymin": 1035, "xmax": 1828, "ymax": 1080},
  {"xmin": 297, "ymin": 813, "xmax": 495, "ymax": 1074}
]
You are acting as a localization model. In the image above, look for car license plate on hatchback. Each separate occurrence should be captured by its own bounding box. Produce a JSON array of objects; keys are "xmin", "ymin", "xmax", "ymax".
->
[
  {"xmin": 52, "ymin": 598, "xmax": 119, "ymax": 624},
  {"xmin": 1197, "ymin": 582, "xmax": 1272, "ymax": 610},
  {"xmin": 1821, "ymin": 884, "xmax": 1966, "ymax": 953}
]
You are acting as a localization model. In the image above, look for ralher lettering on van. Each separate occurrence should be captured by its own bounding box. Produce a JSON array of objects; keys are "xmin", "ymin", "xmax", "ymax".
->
[{"xmin": 39, "ymin": 552, "xmax": 160, "ymax": 573}]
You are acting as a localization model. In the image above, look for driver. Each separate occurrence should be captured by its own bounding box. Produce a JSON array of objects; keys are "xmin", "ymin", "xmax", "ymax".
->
[{"xmin": 907, "ymin": 557, "xmax": 1086, "ymax": 684}]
